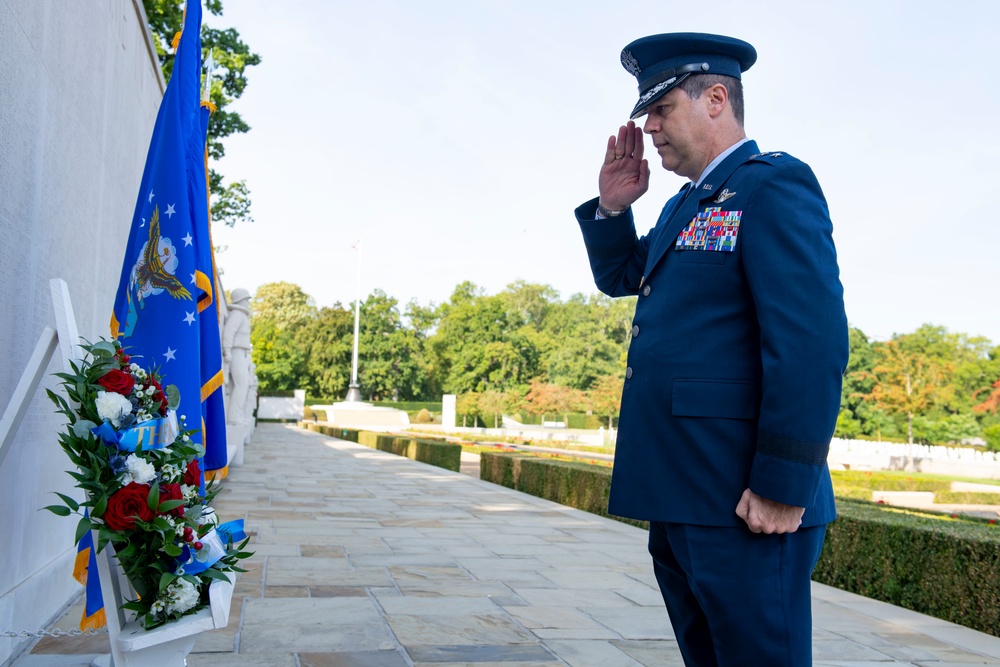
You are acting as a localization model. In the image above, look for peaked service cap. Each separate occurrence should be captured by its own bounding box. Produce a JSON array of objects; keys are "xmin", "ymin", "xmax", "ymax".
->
[{"xmin": 620, "ymin": 32, "xmax": 757, "ymax": 119}]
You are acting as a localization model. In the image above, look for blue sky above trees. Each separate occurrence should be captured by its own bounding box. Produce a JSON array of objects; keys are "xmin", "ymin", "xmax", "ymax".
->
[{"xmin": 208, "ymin": 0, "xmax": 1000, "ymax": 345}]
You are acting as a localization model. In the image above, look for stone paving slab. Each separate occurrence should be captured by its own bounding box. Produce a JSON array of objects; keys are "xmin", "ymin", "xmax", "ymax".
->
[{"xmin": 16, "ymin": 423, "xmax": 1000, "ymax": 666}]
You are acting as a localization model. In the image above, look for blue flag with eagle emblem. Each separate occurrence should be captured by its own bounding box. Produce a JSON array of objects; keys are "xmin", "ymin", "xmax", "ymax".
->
[{"xmin": 73, "ymin": 0, "xmax": 228, "ymax": 630}]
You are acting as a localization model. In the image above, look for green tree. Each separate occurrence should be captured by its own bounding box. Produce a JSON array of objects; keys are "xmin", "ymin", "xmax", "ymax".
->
[
  {"xmin": 522, "ymin": 379, "xmax": 582, "ymax": 425},
  {"xmin": 428, "ymin": 282, "xmax": 544, "ymax": 394},
  {"xmin": 983, "ymin": 424, "xmax": 1000, "ymax": 452},
  {"xmin": 858, "ymin": 338, "xmax": 951, "ymax": 445},
  {"xmin": 249, "ymin": 282, "xmax": 315, "ymax": 393},
  {"xmin": 840, "ymin": 326, "xmax": 877, "ymax": 437},
  {"xmin": 141, "ymin": 0, "xmax": 260, "ymax": 227},
  {"xmin": 913, "ymin": 413, "xmax": 981, "ymax": 445},
  {"xmin": 896, "ymin": 324, "xmax": 997, "ymax": 414},
  {"xmin": 357, "ymin": 290, "xmax": 428, "ymax": 401},
  {"xmin": 834, "ymin": 409, "xmax": 862, "ymax": 439},
  {"xmin": 478, "ymin": 391, "xmax": 513, "ymax": 429},
  {"xmin": 588, "ymin": 374, "xmax": 624, "ymax": 429},
  {"xmin": 250, "ymin": 318, "xmax": 305, "ymax": 393},
  {"xmin": 457, "ymin": 392, "xmax": 482, "ymax": 427},
  {"xmin": 251, "ymin": 282, "xmax": 316, "ymax": 331},
  {"xmin": 544, "ymin": 294, "xmax": 633, "ymax": 389},
  {"xmin": 296, "ymin": 305, "xmax": 354, "ymax": 401}
]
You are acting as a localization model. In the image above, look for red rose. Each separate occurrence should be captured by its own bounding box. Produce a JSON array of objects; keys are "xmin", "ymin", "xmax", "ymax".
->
[
  {"xmin": 98, "ymin": 369, "xmax": 135, "ymax": 396},
  {"xmin": 148, "ymin": 377, "xmax": 169, "ymax": 415},
  {"xmin": 159, "ymin": 483, "xmax": 187, "ymax": 517},
  {"xmin": 184, "ymin": 459, "xmax": 201, "ymax": 487},
  {"xmin": 104, "ymin": 483, "xmax": 155, "ymax": 531}
]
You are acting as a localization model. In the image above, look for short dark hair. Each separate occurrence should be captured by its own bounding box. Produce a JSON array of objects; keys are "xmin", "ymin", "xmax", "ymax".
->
[{"xmin": 678, "ymin": 74, "xmax": 745, "ymax": 126}]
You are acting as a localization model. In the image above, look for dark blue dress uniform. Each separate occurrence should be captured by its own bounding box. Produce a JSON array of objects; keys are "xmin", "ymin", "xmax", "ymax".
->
[{"xmin": 576, "ymin": 33, "xmax": 849, "ymax": 667}]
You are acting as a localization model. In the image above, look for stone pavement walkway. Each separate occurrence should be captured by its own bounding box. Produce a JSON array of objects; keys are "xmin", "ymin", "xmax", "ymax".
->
[{"xmin": 18, "ymin": 423, "xmax": 1000, "ymax": 666}]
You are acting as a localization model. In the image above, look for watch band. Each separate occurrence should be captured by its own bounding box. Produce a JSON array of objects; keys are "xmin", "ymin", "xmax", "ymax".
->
[{"xmin": 597, "ymin": 203, "xmax": 628, "ymax": 218}]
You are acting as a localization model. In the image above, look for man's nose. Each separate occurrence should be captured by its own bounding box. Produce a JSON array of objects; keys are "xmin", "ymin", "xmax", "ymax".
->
[{"xmin": 642, "ymin": 115, "xmax": 658, "ymax": 133}]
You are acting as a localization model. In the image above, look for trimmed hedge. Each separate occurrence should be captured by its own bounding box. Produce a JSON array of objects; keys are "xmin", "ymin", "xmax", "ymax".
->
[
  {"xmin": 814, "ymin": 499, "xmax": 1000, "ymax": 637},
  {"xmin": 480, "ymin": 451, "xmax": 1000, "ymax": 637},
  {"xmin": 479, "ymin": 452, "xmax": 646, "ymax": 529},
  {"xmin": 299, "ymin": 423, "xmax": 460, "ymax": 472}
]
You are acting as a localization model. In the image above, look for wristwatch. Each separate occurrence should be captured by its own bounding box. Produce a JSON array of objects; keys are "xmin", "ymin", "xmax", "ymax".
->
[{"xmin": 597, "ymin": 203, "xmax": 629, "ymax": 218}]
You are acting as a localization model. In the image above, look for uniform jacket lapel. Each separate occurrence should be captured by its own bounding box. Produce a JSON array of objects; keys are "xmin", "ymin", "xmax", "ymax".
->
[{"xmin": 644, "ymin": 140, "xmax": 760, "ymax": 274}]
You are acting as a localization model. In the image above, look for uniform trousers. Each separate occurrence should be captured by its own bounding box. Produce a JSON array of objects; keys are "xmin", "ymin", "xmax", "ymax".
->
[{"xmin": 648, "ymin": 520, "xmax": 827, "ymax": 667}]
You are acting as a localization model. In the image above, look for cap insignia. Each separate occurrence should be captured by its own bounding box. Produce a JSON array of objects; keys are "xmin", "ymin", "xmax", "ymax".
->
[{"xmin": 621, "ymin": 50, "xmax": 641, "ymax": 76}]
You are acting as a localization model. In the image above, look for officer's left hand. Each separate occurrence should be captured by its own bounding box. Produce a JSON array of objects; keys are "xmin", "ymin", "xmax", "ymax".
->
[{"xmin": 735, "ymin": 488, "xmax": 804, "ymax": 534}]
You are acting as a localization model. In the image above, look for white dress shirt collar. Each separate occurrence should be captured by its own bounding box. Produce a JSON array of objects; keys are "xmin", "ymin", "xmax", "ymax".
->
[{"xmin": 693, "ymin": 138, "xmax": 751, "ymax": 190}]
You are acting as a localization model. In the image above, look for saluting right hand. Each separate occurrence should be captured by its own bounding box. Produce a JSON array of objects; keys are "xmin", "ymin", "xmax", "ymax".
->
[{"xmin": 598, "ymin": 120, "xmax": 650, "ymax": 212}]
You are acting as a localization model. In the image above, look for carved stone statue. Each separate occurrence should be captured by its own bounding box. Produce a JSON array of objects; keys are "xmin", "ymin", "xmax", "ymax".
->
[
  {"xmin": 223, "ymin": 288, "xmax": 252, "ymax": 427},
  {"xmin": 246, "ymin": 361, "xmax": 259, "ymax": 433}
]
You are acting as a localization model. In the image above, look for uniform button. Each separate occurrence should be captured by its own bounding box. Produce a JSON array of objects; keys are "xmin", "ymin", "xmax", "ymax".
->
[
  {"xmin": 625, "ymin": 367, "xmax": 633, "ymax": 379},
  {"xmin": 631, "ymin": 325, "xmax": 639, "ymax": 337},
  {"xmin": 642, "ymin": 284, "xmax": 651, "ymax": 297}
]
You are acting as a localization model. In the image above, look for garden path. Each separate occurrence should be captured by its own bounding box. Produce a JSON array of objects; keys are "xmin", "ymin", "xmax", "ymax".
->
[{"xmin": 18, "ymin": 423, "xmax": 1000, "ymax": 666}]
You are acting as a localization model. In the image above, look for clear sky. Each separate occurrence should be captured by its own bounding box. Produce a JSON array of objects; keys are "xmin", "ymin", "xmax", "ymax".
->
[{"xmin": 208, "ymin": 0, "xmax": 1000, "ymax": 345}]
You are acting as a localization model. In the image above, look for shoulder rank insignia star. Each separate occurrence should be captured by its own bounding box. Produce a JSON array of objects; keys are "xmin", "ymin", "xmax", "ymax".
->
[
  {"xmin": 714, "ymin": 188, "xmax": 736, "ymax": 203},
  {"xmin": 770, "ymin": 152, "xmax": 783, "ymax": 158}
]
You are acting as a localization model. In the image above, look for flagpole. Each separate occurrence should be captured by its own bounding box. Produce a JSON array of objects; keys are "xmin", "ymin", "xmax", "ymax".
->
[{"xmin": 345, "ymin": 240, "xmax": 362, "ymax": 403}]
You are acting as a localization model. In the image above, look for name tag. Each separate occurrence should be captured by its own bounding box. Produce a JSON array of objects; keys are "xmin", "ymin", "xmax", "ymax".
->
[{"xmin": 675, "ymin": 207, "xmax": 742, "ymax": 252}]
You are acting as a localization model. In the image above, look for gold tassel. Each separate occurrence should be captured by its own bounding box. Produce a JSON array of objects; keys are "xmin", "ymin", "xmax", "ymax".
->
[
  {"xmin": 171, "ymin": 31, "xmax": 182, "ymax": 51},
  {"xmin": 200, "ymin": 100, "xmax": 217, "ymax": 113}
]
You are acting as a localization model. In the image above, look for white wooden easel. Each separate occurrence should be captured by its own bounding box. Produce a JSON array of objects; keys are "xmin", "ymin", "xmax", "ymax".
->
[{"xmin": 0, "ymin": 279, "xmax": 234, "ymax": 667}]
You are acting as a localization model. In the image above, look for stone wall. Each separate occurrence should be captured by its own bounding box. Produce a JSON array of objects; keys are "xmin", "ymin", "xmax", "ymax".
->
[
  {"xmin": 258, "ymin": 391, "xmax": 306, "ymax": 421},
  {"xmin": 0, "ymin": 1, "xmax": 163, "ymax": 662}
]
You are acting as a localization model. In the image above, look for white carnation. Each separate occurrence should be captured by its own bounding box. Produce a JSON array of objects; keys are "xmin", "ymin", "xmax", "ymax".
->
[
  {"xmin": 123, "ymin": 454, "xmax": 156, "ymax": 485},
  {"xmin": 95, "ymin": 391, "xmax": 132, "ymax": 428},
  {"xmin": 164, "ymin": 577, "xmax": 201, "ymax": 615}
]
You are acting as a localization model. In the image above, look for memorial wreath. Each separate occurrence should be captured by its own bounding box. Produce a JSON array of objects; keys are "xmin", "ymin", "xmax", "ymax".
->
[{"xmin": 44, "ymin": 339, "xmax": 251, "ymax": 629}]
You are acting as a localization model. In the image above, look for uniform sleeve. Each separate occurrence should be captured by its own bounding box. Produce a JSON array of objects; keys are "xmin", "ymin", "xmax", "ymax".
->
[
  {"xmin": 575, "ymin": 197, "xmax": 648, "ymax": 297},
  {"xmin": 740, "ymin": 161, "xmax": 849, "ymax": 508}
]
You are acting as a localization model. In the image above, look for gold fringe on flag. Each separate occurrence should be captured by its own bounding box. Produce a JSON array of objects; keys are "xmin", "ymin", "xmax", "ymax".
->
[{"xmin": 79, "ymin": 607, "xmax": 106, "ymax": 632}]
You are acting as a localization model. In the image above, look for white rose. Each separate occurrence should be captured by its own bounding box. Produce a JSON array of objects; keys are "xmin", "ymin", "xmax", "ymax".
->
[
  {"xmin": 124, "ymin": 454, "xmax": 156, "ymax": 485},
  {"xmin": 95, "ymin": 391, "xmax": 132, "ymax": 428},
  {"xmin": 165, "ymin": 577, "xmax": 201, "ymax": 615}
]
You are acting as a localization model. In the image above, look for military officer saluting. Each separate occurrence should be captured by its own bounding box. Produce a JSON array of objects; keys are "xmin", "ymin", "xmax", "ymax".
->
[{"xmin": 576, "ymin": 33, "xmax": 849, "ymax": 666}]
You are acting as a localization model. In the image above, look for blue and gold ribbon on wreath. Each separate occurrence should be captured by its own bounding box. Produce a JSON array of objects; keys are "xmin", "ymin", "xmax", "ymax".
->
[
  {"xmin": 176, "ymin": 519, "xmax": 247, "ymax": 575},
  {"xmin": 90, "ymin": 414, "xmax": 179, "ymax": 452}
]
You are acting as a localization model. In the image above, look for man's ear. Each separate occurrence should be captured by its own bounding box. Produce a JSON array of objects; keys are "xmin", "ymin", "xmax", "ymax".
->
[{"xmin": 705, "ymin": 83, "xmax": 730, "ymax": 119}]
